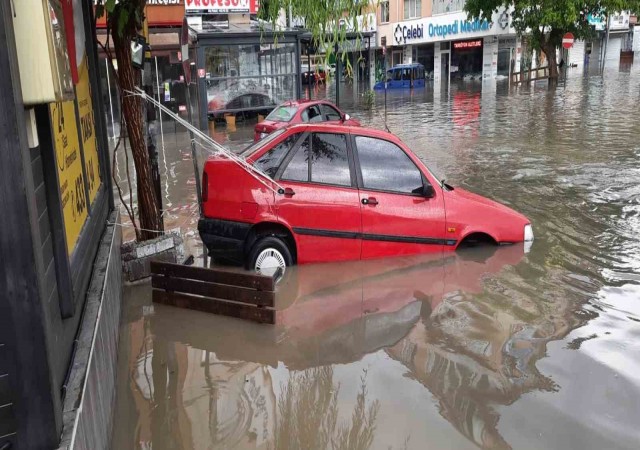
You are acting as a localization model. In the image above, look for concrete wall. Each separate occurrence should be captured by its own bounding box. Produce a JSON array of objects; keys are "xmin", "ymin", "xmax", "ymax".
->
[
  {"xmin": 56, "ymin": 211, "xmax": 123, "ymax": 450},
  {"xmin": 568, "ymin": 40, "xmax": 586, "ymax": 68}
]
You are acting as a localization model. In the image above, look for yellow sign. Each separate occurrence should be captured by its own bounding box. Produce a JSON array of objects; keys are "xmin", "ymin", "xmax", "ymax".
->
[
  {"xmin": 76, "ymin": 56, "xmax": 101, "ymax": 204},
  {"xmin": 50, "ymin": 100, "xmax": 88, "ymax": 254}
]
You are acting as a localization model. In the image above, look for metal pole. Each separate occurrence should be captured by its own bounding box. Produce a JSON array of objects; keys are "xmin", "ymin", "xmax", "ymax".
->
[
  {"xmin": 335, "ymin": 43, "xmax": 340, "ymax": 107},
  {"xmin": 602, "ymin": 14, "xmax": 610, "ymax": 72},
  {"xmin": 155, "ymin": 56, "xmax": 165, "ymax": 154},
  {"xmin": 308, "ymin": 44, "xmax": 312, "ymax": 100},
  {"xmin": 105, "ymin": 58, "xmax": 116, "ymax": 142},
  {"xmin": 185, "ymin": 76, "xmax": 203, "ymax": 215},
  {"xmin": 384, "ymin": 55, "xmax": 387, "ymax": 122}
]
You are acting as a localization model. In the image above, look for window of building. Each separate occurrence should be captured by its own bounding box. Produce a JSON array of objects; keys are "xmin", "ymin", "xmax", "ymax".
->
[
  {"xmin": 432, "ymin": 0, "xmax": 466, "ymax": 15},
  {"xmin": 404, "ymin": 0, "xmax": 422, "ymax": 19},
  {"xmin": 380, "ymin": 1, "xmax": 390, "ymax": 23}
]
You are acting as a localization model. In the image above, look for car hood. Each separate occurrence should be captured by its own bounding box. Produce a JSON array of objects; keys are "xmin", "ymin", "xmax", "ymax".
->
[{"xmin": 447, "ymin": 187, "xmax": 529, "ymax": 223}]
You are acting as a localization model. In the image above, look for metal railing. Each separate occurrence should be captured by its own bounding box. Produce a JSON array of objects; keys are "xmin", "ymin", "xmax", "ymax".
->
[{"xmin": 511, "ymin": 66, "xmax": 550, "ymax": 84}]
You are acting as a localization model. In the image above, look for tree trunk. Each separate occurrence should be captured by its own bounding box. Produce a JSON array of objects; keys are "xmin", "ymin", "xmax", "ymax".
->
[
  {"xmin": 112, "ymin": 19, "xmax": 163, "ymax": 241},
  {"xmin": 542, "ymin": 41, "xmax": 559, "ymax": 79}
]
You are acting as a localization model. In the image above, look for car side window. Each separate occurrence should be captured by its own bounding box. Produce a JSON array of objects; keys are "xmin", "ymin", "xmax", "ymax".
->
[
  {"xmin": 321, "ymin": 104, "xmax": 342, "ymax": 121},
  {"xmin": 308, "ymin": 105, "xmax": 323, "ymax": 123},
  {"xmin": 281, "ymin": 137, "xmax": 310, "ymax": 182},
  {"xmin": 253, "ymin": 134, "xmax": 299, "ymax": 178},
  {"xmin": 355, "ymin": 136, "xmax": 424, "ymax": 194},
  {"xmin": 310, "ymin": 133, "xmax": 351, "ymax": 186}
]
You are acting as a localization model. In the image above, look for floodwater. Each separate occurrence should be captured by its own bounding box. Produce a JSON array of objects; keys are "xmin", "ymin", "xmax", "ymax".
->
[{"xmin": 112, "ymin": 65, "xmax": 640, "ymax": 450}]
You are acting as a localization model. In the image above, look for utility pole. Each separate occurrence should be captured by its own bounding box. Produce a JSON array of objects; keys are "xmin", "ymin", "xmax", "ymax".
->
[
  {"xmin": 602, "ymin": 13, "xmax": 610, "ymax": 72},
  {"xmin": 335, "ymin": 43, "xmax": 340, "ymax": 107}
]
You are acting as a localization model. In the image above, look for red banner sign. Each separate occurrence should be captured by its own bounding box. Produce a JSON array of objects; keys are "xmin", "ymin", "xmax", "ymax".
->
[{"xmin": 453, "ymin": 40, "xmax": 482, "ymax": 50}]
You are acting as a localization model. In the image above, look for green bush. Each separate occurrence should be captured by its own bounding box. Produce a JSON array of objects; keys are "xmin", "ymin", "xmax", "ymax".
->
[{"xmin": 362, "ymin": 90, "xmax": 375, "ymax": 110}]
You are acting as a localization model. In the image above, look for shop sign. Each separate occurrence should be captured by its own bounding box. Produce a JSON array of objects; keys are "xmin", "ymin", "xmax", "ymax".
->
[
  {"xmin": 588, "ymin": 14, "xmax": 606, "ymax": 31},
  {"xmin": 394, "ymin": 19, "xmax": 489, "ymax": 45},
  {"xmin": 185, "ymin": 0, "xmax": 258, "ymax": 14},
  {"xmin": 76, "ymin": 58, "xmax": 101, "ymax": 205},
  {"xmin": 147, "ymin": 0, "xmax": 181, "ymax": 4},
  {"xmin": 389, "ymin": 9, "xmax": 510, "ymax": 46},
  {"xmin": 609, "ymin": 12, "xmax": 630, "ymax": 31},
  {"xmin": 50, "ymin": 100, "xmax": 88, "ymax": 254},
  {"xmin": 453, "ymin": 39, "xmax": 482, "ymax": 49},
  {"xmin": 93, "ymin": 0, "xmax": 182, "ymax": 5}
]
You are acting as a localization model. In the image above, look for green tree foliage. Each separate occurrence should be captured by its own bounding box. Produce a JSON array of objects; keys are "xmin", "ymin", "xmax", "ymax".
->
[
  {"xmin": 260, "ymin": 0, "xmax": 373, "ymax": 76},
  {"xmin": 464, "ymin": 0, "xmax": 640, "ymax": 78}
]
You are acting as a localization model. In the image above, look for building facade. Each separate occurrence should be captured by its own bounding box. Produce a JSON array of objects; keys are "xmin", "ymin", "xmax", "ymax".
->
[
  {"xmin": 376, "ymin": 0, "xmax": 519, "ymax": 88},
  {"xmin": 1, "ymin": 1, "xmax": 121, "ymax": 449}
]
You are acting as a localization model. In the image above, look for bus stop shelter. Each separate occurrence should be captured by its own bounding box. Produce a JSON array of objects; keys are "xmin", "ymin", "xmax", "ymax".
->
[{"xmin": 190, "ymin": 22, "xmax": 304, "ymax": 130}]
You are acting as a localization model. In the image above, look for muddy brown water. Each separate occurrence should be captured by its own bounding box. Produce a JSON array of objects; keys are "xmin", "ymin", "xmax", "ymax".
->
[{"xmin": 111, "ymin": 68, "xmax": 640, "ymax": 449}]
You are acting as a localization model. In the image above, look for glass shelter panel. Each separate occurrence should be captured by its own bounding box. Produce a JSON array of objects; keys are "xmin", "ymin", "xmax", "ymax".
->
[{"xmin": 204, "ymin": 43, "xmax": 297, "ymax": 116}]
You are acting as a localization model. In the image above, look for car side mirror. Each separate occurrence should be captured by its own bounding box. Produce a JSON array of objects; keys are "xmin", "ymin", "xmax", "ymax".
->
[
  {"xmin": 343, "ymin": 113, "xmax": 351, "ymax": 122},
  {"xmin": 423, "ymin": 184, "xmax": 435, "ymax": 198}
]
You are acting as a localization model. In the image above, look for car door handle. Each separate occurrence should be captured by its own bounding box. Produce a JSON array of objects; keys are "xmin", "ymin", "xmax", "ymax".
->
[
  {"xmin": 278, "ymin": 187, "xmax": 295, "ymax": 197},
  {"xmin": 362, "ymin": 197, "xmax": 378, "ymax": 206}
]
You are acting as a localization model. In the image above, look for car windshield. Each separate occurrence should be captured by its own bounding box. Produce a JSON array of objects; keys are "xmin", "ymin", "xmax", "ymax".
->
[
  {"xmin": 265, "ymin": 105, "xmax": 298, "ymax": 122},
  {"xmin": 240, "ymin": 128, "xmax": 287, "ymax": 158}
]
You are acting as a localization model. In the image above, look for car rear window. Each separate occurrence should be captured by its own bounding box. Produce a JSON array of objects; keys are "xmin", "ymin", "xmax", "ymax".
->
[
  {"xmin": 266, "ymin": 106, "xmax": 298, "ymax": 122},
  {"xmin": 240, "ymin": 128, "xmax": 287, "ymax": 158},
  {"xmin": 254, "ymin": 134, "xmax": 300, "ymax": 178}
]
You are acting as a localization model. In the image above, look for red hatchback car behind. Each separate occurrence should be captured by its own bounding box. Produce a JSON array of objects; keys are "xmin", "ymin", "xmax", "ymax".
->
[
  {"xmin": 254, "ymin": 100, "xmax": 360, "ymax": 142},
  {"xmin": 199, "ymin": 124, "xmax": 533, "ymax": 275}
]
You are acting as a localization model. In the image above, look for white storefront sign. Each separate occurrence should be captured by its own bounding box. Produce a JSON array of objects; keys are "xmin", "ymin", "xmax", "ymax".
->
[
  {"xmin": 634, "ymin": 26, "xmax": 640, "ymax": 52},
  {"xmin": 609, "ymin": 12, "xmax": 630, "ymax": 31},
  {"xmin": 383, "ymin": 8, "xmax": 514, "ymax": 47}
]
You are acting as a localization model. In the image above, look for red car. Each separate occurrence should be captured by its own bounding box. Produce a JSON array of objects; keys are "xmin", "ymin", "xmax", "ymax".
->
[
  {"xmin": 254, "ymin": 99, "xmax": 360, "ymax": 142},
  {"xmin": 199, "ymin": 124, "xmax": 534, "ymax": 275}
]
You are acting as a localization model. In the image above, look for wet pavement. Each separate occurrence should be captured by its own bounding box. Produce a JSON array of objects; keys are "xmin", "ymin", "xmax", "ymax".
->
[{"xmin": 112, "ymin": 66, "xmax": 640, "ymax": 449}]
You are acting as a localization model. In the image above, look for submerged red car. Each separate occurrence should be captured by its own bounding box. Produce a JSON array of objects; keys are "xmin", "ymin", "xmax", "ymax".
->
[
  {"xmin": 199, "ymin": 124, "xmax": 533, "ymax": 275},
  {"xmin": 254, "ymin": 99, "xmax": 360, "ymax": 142}
]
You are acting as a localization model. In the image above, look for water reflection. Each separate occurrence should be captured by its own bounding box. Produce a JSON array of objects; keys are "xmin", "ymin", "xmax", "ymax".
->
[
  {"xmin": 112, "ymin": 245, "xmax": 584, "ymax": 449},
  {"xmin": 113, "ymin": 69, "xmax": 640, "ymax": 449}
]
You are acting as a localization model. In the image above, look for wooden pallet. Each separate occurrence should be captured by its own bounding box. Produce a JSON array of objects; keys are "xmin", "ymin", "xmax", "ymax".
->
[{"xmin": 150, "ymin": 261, "xmax": 277, "ymax": 324}]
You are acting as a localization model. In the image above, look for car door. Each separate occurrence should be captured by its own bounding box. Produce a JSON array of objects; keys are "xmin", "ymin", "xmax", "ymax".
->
[
  {"xmin": 388, "ymin": 69, "xmax": 402, "ymax": 88},
  {"xmin": 275, "ymin": 132, "xmax": 361, "ymax": 264},
  {"xmin": 353, "ymin": 135, "xmax": 447, "ymax": 259},
  {"xmin": 402, "ymin": 68, "xmax": 412, "ymax": 88}
]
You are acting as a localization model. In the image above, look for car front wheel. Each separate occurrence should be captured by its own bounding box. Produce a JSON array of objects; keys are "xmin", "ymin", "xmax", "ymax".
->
[{"xmin": 246, "ymin": 236, "xmax": 293, "ymax": 278}]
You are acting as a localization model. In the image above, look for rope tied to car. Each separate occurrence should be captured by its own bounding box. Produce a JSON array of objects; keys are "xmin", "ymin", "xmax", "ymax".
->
[{"xmin": 125, "ymin": 88, "xmax": 286, "ymax": 195}]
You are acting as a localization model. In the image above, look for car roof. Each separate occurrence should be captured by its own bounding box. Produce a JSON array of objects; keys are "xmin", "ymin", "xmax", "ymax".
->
[
  {"xmin": 278, "ymin": 99, "xmax": 337, "ymax": 108},
  {"xmin": 389, "ymin": 63, "xmax": 424, "ymax": 69},
  {"xmin": 283, "ymin": 123, "xmax": 401, "ymax": 142}
]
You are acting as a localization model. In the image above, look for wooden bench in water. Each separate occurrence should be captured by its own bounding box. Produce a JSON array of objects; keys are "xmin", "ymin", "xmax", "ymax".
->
[{"xmin": 150, "ymin": 261, "xmax": 278, "ymax": 324}]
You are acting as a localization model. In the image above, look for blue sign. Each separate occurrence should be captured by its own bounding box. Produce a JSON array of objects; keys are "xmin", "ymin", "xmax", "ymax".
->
[{"xmin": 394, "ymin": 19, "xmax": 491, "ymax": 45}]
